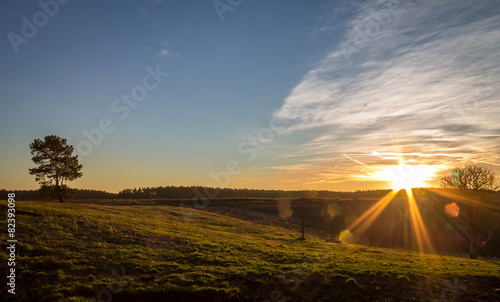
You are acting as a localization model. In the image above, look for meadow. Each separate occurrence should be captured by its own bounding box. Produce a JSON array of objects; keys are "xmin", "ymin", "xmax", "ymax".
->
[{"xmin": 1, "ymin": 200, "xmax": 500, "ymax": 301}]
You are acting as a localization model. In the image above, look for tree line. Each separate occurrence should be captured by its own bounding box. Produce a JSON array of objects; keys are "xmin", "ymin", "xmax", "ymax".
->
[
  {"xmin": 0, "ymin": 189, "xmax": 116, "ymax": 201},
  {"xmin": 117, "ymin": 186, "xmax": 392, "ymax": 199},
  {"xmin": 0, "ymin": 186, "xmax": 393, "ymax": 201}
]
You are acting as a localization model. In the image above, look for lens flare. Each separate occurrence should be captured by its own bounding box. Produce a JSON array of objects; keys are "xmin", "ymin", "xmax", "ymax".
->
[
  {"xmin": 445, "ymin": 202, "xmax": 460, "ymax": 217},
  {"xmin": 327, "ymin": 203, "xmax": 341, "ymax": 217},
  {"xmin": 339, "ymin": 230, "xmax": 354, "ymax": 243},
  {"xmin": 277, "ymin": 199, "xmax": 293, "ymax": 218}
]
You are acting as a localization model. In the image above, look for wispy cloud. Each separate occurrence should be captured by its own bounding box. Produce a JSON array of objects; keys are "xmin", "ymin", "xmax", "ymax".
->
[
  {"xmin": 271, "ymin": 0, "xmax": 500, "ymax": 188},
  {"xmin": 155, "ymin": 41, "xmax": 179, "ymax": 59}
]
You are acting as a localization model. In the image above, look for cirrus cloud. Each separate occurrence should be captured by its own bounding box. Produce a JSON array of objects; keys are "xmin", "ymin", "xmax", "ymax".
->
[{"xmin": 270, "ymin": 0, "xmax": 500, "ymax": 189}]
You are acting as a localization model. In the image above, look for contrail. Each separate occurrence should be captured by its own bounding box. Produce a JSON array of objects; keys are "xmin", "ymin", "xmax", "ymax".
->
[{"xmin": 342, "ymin": 154, "xmax": 373, "ymax": 176}]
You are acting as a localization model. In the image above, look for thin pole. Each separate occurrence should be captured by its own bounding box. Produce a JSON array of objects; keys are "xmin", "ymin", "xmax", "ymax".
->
[
  {"xmin": 408, "ymin": 209, "xmax": 412, "ymax": 250},
  {"xmin": 301, "ymin": 201, "xmax": 305, "ymax": 239},
  {"xmin": 370, "ymin": 224, "xmax": 373, "ymax": 246}
]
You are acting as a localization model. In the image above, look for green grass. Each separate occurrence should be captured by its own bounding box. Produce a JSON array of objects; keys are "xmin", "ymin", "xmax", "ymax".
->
[{"xmin": 1, "ymin": 200, "xmax": 500, "ymax": 301}]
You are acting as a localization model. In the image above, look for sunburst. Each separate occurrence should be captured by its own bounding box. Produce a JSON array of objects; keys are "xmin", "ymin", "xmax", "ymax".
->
[{"xmin": 375, "ymin": 163, "xmax": 437, "ymax": 191}]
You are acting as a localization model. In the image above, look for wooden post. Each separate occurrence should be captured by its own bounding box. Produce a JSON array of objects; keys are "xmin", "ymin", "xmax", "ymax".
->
[
  {"xmin": 370, "ymin": 224, "xmax": 373, "ymax": 246},
  {"xmin": 301, "ymin": 200, "xmax": 305, "ymax": 239},
  {"xmin": 408, "ymin": 209, "xmax": 412, "ymax": 250}
]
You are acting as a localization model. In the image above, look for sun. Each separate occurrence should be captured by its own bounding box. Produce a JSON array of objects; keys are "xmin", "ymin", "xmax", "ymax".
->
[{"xmin": 376, "ymin": 164, "xmax": 437, "ymax": 191}]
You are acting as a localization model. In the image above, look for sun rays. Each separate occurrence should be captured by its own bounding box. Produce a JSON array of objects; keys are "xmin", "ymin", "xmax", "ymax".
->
[
  {"xmin": 405, "ymin": 188, "xmax": 434, "ymax": 253},
  {"xmin": 338, "ymin": 150, "xmax": 456, "ymax": 254},
  {"xmin": 426, "ymin": 187, "xmax": 500, "ymax": 212},
  {"xmin": 347, "ymin": 190, "xmax": 398, "ymax": 233},
  {"xmin": 346, "ymin": 187, "xmax": 435, "ymax": 254}
]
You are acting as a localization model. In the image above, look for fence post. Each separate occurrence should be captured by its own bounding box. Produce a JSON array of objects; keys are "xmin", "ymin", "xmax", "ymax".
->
[{"xmin": 301, "ymin": 200, "xmax": 305, "ymax": 239}]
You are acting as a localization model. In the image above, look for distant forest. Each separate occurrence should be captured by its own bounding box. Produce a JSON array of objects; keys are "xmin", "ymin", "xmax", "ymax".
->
[{"xmin": 0, "ymin": 186, "xmax": 393, "ymax": 201}]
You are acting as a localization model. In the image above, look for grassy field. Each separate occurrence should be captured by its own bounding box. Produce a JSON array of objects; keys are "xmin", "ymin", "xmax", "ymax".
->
[{"xmin": 1, "ymin": 200, "xmax": 500, "ymax": 301}]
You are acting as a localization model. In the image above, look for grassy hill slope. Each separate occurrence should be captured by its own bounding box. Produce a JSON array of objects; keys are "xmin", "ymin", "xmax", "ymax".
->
[{"xmin": 1, "ymin": 201, "xmax": 500, "ymax": 301}]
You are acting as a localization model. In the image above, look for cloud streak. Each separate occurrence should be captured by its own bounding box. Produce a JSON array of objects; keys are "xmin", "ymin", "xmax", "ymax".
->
[{"xmin": 270, "ymin": 0, "xmax": 500, "ymax": 189}]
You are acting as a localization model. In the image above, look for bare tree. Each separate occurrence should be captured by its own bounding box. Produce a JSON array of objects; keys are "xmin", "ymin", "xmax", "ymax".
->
[{"xmin": 442, "ymin": 164, "xmax": 498, "ymax": 191}]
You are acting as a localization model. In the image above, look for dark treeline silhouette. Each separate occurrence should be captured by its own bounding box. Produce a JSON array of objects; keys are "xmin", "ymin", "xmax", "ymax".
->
[
  {"xmin": 1, "ymin": 187, "xmax": 391, "ymax": 201},
  {"xmin": 1, "ymin": 186, "xmax": 392, "ymax": 201},
  {"xmin": 117, "ymin": 186, "xmax": 392, "ymax": 200},
  {"xmin": 0, "ymin": 189, "xmax": 116, "ymax": 201}
]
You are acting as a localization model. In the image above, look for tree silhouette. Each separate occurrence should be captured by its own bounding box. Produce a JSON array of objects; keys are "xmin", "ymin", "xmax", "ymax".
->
[
  {"xmin": 29, "ymin": 135, "xmax": 82, "ymax": 202},
  {"xmin": 442, "ymin": 164, "xmax": 498, "ymax": 191}
]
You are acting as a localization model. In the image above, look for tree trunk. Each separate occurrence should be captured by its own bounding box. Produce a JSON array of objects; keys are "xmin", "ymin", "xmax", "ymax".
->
[
  {"xmin": 58, "ymin": 190, "xmax": 64, "ymax": 203},
  {"xmin": 55, "ymin": 178, "xmax": 64, "ymax": 203},
  {"xmin": 469, "ymin": 242, "xmax": 479, "ymax": 259},
  {"xmin": 468, "ymin": 211, "xmax": 480, "ymax": 259}
]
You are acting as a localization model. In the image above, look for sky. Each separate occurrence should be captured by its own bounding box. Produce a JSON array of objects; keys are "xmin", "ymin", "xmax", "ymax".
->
[{"xmin": 1, "ymin": 0, "xmax": 499, "ymax": 193}]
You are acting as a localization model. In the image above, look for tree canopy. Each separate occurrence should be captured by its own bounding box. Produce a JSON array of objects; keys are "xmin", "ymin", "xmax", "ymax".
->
[
  {"xmin": 441, "ymin": 164, "xmax": 498, "ymax": 191},
  {"xmin": 29, "ymin": 135, "xmax": 82, "ymax": 202}
]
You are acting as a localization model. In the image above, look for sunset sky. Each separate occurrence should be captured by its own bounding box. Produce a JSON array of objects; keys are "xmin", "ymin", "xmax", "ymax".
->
[{"xmin": 1, "ymin": 0, "xmax": 499, "ymax": 193}]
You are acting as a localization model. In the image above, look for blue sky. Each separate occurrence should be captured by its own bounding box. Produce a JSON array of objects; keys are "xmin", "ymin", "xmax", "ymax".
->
[{"xmin": 1, "ymin": 0, "xmax": 499, "ymax": 192}]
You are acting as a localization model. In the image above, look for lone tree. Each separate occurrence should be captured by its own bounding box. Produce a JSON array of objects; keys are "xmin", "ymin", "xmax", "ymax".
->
[
  {"xmin": 29, "ymin": 135, "xmax": 83, "ymax": 202},
  {"xmin": 442, "ymin": 164, "xmax": 498, "ymax": 258},
  {"xmin": 442, "ymin": 164, "xmax": 498, "ymax": 191}
]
